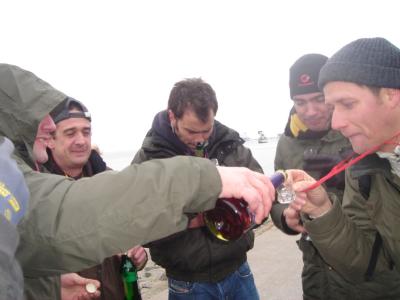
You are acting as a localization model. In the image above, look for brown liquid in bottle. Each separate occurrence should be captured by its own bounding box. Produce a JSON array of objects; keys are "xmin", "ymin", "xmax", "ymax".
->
[{"xmin": 204, "ymin": 171, "xmax": 287, "ymax": 241}]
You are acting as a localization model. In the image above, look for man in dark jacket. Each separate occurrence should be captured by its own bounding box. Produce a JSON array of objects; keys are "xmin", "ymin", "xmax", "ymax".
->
[
  {"xmin": 45, "ymin": 97, "xmax": 148, "ymax": 299},
  {"xmin": 288, "ymin": 38, "xmax": 400, "ymax": 299},
  {"xmin": 133, "ymin": 78, "xmax": 261, "ymax": 300}
]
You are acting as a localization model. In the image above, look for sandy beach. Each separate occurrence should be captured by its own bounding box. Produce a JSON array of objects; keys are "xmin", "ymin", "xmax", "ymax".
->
[{"xmin": 137, "ymin": 221, "xmax": 303, "ymax": 300}]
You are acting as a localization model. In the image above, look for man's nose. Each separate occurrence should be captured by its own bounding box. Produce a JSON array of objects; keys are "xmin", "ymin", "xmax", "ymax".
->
[
  {"xmin": 331, "ymin": 108, "xmax": 345, "ymax": 131},
  {"xmin": 195, "ymin": 134, "xmax": 208, "ymax": 145},
  {"xmin": 305, "ymin": 103, "xmax": 319, "ymax": 116},
  {"xmin": 74, "ymin": 132, "xmax": 87, "ymax": 144}
]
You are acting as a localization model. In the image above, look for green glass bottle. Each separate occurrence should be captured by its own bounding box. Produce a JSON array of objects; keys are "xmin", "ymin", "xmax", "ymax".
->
[{"xmin": 120, "ymin": 254, "xmax": 142, "ymax": 300}]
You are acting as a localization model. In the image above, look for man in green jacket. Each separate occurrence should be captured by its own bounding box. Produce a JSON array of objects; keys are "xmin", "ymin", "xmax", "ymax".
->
[
  {"xmin": 0, "ymin": 64, "xmax": 275, "ymax": 299},
  {"xmin": 271, "ymin": 53, "xmax": 354, "ymax": 299},
  {"xmin": 133, "ymin": 78, "xmax": 261, "ymax": 299},
  {"xmin": 289, "ymin": 37, "xmax": 400, "ymax": 299}
]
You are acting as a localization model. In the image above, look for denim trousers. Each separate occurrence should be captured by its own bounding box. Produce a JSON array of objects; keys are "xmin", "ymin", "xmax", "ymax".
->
[{"xmin": 168, "ymin": 262, "xmax": 260, "ymax": 300}]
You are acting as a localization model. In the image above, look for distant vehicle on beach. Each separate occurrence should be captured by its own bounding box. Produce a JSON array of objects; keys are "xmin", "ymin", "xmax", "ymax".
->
[{"xmin": 257, "ymin": 131, "xmax": 268, "ymax": 143}]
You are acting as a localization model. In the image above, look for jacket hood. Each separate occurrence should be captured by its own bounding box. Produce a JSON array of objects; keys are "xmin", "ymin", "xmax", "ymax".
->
[
  {"xmin": 0, "ymin": 64, "xmax": 66, "ymax": 160},
  {"xmin": 142, "ymin": 110, "xmax": 241, "ymax": 159},
  {"xmin": 284, "ymin": 106, "xmax": 330, "ymax": 140},
  {"xmin": 151, "ymin": 110, "xmax": 191, "ymax": 155}
]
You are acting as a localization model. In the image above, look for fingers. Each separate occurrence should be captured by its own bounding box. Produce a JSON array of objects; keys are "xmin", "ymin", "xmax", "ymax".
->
[
  {"xmin": 126, "ymin": 245, "xmax": 140, "ymax": 257},
  {"xmin": 77, "ymin": 289, "xmax": 101, "ymax": 300},
  {"xmin": 217, "ymin": 166, "xmax": 275, "ymax": 224},
  {"xmin": 247, "ymin": 170, "xmax": 275, "ymax": 223},
  {"xmin": 239, "ymin": 170, "xmax": 274, "ymax": 224},
  {"xmin": 61, "ymin": 273, "xmax": 101, "ymax": 300},
  {"xmin": 292, "ymin": 181, "xmax": 316, "ymax": 193},
  {"xmin": 241, "ymin": 186, "xmax": 265, "ymax": 224},
  {"xmin": 127, "ymin": 246, "xmax": 148, "ymax": 270},
  {"xmin": 283, "ymin": 207, "xmax": 306, "ymax": 233},
  {"xmin": 285, "ymin": 169, "xmax": 315, "ymax": 184}
]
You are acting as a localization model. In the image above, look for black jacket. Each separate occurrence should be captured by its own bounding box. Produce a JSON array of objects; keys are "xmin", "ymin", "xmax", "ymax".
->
[
  {"xmin": 44, "ymin": 150, "xmax": 125, "ymax": 300},
  {"xmin": 132, "ymin": 110, "xmax": 263, "ymax": 282}
]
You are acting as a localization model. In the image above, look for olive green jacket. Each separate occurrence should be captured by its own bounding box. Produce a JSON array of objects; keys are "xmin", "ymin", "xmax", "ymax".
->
[
  {"xmin": 0, "ymin": 64, "xmax": 222, "ymax": 299},
  {"xmin": 271, "ymin": 130, "xmax": 352, "ymax": 300},
  {"xmin": 271, "ymin": 129, "xmax": 400, "ymax": 299},
  {"xmin": 305, "ymin": 154, "xmax": 400, "ymax": 299},
  {"xmin": 271, "ymin": 130, "xmax": 350, "ymax": 233}
]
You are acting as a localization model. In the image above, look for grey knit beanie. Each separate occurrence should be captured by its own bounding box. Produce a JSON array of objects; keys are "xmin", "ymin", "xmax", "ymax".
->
[{"xmin": 318, "ymin": 37, "xmax": 400, "ymax": 89}]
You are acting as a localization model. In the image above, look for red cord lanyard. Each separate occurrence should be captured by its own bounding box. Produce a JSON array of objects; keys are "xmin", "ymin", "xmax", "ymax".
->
[{"xmin": 301, "ymin": 132, "xmax": 400, "ymax": 192}]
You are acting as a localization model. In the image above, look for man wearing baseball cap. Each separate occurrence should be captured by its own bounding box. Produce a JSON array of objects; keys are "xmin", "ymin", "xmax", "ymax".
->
[{"xmin": 46, "ymin": 97, "xmax": 148, "ymax": 299}]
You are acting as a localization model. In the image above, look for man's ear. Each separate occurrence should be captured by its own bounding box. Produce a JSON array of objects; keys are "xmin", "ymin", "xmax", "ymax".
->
[
  {"xmin": 168, "ymin": 109, "xmax": 176, "ymax": 124},
  {"xmin": 47, "ymin": 135, "xmax": 56, "ymax": 150},
  {"xmin": 384, "ymin": 88, "xmax": 400, "ymax": 109}
]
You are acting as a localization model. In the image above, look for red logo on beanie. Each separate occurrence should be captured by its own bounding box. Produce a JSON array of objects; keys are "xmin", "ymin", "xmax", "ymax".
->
[{"xmin": 298, "ymin": 73, "xmax": 314, "ymax": 87}]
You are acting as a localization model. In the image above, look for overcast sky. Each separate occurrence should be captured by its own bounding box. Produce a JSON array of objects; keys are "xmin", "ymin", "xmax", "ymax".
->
[{"xmin": 2, "ymin": 0, "xmax": 399, "ymax": 153}]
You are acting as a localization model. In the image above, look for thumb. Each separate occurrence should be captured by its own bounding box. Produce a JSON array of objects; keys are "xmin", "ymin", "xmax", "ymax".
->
[{"xmin": 292, "ymin": 180, "xmax": 315, "ymax": 193}]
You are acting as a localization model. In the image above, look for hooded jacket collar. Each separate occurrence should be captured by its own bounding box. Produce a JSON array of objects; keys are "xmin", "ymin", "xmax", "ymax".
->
[
  {"xmin": 284, "ymin": 106, "xmax": 330, "ymax": 140},
  {"xmin": 0, "ymin": 64, "xmax": 66, "ymax": 166},
  {"xmin": 141, "ymin": 110, "xmax": 241, "ymax": 160},
  {"xmin": 350, "ymin": 153, "xmax": 392, "ymax": 179},
  {"xmin": 44, "ymin": 148, "xmax": 108, "ymax": 179},
  {"xmin": 151, "ymin": 110, "xmax": 192, "ymax": 155}
]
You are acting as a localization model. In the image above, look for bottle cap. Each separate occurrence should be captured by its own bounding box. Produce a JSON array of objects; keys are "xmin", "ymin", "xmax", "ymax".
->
[{"xmin": 85, "ymin": 283, "xmax": 97, "ymax": 293}]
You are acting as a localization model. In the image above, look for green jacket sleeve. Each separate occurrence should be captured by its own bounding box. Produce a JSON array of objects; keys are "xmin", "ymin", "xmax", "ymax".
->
[
  {"xmin": 16, "ymin": 156, "xmax": 221, "ymax": 277},
  {"xmin": 24, "ymin": 276, "xmax": 60, "ymax": 300}
]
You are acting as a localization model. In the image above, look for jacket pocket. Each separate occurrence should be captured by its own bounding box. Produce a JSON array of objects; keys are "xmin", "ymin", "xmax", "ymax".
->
[
  {"xmin": 168, "ymin": 278, "xmax": 195, "ymax": 294},
  {"xmin": 236, "ymin": 262, "xmax": 253, "ymax": 278}
]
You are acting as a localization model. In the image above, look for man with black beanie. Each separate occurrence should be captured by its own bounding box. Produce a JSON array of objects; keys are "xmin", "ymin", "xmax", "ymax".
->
[
  {"xmin": 271, "ymin": 53, "xmax": 353, "ymax": 300},
  {"xmin": 288, "ymin": 37, "xmax": 400, "ymax": 298}
]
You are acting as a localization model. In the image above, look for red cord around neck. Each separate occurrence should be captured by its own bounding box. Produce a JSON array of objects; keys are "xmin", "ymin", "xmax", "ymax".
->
[{"xmin": 301, "ymin": 131, "xmax": 400, "ymax": 192}]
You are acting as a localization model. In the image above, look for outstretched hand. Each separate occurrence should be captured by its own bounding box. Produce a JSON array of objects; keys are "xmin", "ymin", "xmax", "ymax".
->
[
  {"xmin": 61, "ymin": 273, "xmax": 100, "ymax": 300},
  {"xmin": 217, "ymin": 166, "xmax": 275, "ymax": 224}
]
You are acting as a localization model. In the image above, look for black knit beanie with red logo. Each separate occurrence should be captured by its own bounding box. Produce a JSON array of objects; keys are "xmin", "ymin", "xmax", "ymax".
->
[
  {"xmin": 289, "ymin": 53, "xmax": 328, "ymax": 99},
  {"xmin": 318, "ymin": 37, "xmax": 400, "ymax": 89}
]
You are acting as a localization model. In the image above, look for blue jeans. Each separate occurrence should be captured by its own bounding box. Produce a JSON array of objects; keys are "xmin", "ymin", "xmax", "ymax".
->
[{"xmin": 168, "ymin": 262, "xmax": 260, "ymax": 300}]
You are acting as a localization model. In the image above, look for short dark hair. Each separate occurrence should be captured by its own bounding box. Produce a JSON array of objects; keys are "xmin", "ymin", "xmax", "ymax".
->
[{"xmin": 168, "ymin": 78, "xmax": 218, "ymax": 123}]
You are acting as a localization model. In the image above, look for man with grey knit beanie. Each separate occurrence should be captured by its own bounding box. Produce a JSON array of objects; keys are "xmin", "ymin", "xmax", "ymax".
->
[{"xmin": 287, "ymin": 37, "xmax": 400, "ymax": 298}]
